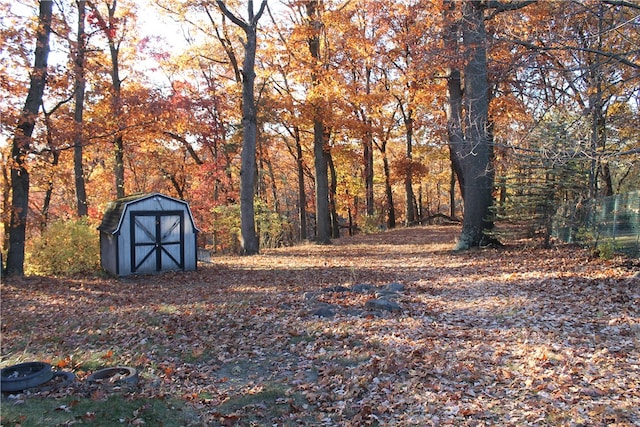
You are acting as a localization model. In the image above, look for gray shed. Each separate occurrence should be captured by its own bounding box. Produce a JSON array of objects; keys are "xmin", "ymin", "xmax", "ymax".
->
[{"xmin": 98, "ymin": 193, "xmax": 199, "ymax": 276}]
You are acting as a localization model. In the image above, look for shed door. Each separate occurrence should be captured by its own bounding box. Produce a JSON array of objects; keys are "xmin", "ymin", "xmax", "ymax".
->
[{"xmin": 130, "ymin": 211, "xmax": 184, "ymax": 273}]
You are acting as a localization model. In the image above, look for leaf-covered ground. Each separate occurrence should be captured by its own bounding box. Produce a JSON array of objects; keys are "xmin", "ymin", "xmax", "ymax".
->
[{"xmin": 2, "ymin": 225, "xmax": 639, "ymax": 426}]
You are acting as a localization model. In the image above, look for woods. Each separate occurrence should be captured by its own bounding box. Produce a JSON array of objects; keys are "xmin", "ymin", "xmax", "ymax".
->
[{"xmin": 1, "ymin": 0, "xmax": 639, "ymax": 275}]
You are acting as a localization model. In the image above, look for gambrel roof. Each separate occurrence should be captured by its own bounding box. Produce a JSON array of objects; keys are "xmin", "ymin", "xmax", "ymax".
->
[{"xmin": 98, "ymin": 193, "xmax": 198, "ymax": 235}]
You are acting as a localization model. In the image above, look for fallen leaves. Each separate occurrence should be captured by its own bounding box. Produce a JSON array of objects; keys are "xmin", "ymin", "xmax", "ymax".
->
[{"xmin": 1, "ymin": 225, "xmax": 639, "ymax": 425}]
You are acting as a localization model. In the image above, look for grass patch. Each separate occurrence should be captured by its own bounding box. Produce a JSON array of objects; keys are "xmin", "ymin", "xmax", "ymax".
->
[
  {"xmin": 214, "ymin": 383, "xmax": 310, "ymax": 423},
  {"xmin": 0, "ymin": 395, "xmax": 200, "ymax": 427}
]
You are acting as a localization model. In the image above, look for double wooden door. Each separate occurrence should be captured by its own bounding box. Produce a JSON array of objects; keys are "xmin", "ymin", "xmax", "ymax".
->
[{"xmin": 130, "ymin": 211, "xmax": 184, "ymax": 273}]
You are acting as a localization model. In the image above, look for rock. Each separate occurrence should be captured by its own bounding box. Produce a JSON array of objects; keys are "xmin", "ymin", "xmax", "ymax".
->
[
  {"xmin": 352, "ymin": 283, "xmax": 377, "ymax": 293},
  {"xmin": 303, "ymin": 291, "xmax": 318, "ymax": 302},
  {"xmin": 375, "ymin": 289, "xmax": 400, "ymax": 299},
  {"xmin": 365, "ymin": 298, "xmax": 401, "ymax": 312},
  {"xmin": 312, "ymin": 306, "xmax": 336, "ymax": 318},
  {"xmin": 322, "ymin": 285, "xmax": 350, "ymax": 293},
  {"xmin": 385, "ymin": 282, "xmax": 405, "ymax": 292}
]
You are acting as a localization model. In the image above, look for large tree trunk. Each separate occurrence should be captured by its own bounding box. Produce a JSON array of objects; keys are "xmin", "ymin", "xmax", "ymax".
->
[
  {"xmin": 307, "ymin": 0, "xmax": 331, "ymax": 244},
  {"xmin": 216, "ymin": 0, "xmax": 267, "ymax": 255},
  {"xmin": 238, "ymin": 38, "xmax": 259, "ymax": 255},
  {"xmin": 74, "ymin": 0, "xmax": 88, "ymax": 216},
  {"xmin": 446, "ymin": 67, "xmax": 466, "ymax": 201},
  {"xmin": 313, "ymin": 121, "xmax": 331, "ymax": 243},
  {"xmin": 6, "ymin": 0, "xmax": 53, "ymax": 276},
  {"xmin": 240, "ymin": 52, "xmax": 259, "ymax": 254},
  {"xmin": 455, "ymin": 1, "xmax": 494, "ymax": 250},
  {"xmin": 443, "ymin": 0, "xmax": 466, "ymax": 202}
]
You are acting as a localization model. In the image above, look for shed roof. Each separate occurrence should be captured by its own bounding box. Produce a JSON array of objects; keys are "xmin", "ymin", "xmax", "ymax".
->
[{"xmin": 98, "ymin": 193, "xmax": 196, "ymax": 235}]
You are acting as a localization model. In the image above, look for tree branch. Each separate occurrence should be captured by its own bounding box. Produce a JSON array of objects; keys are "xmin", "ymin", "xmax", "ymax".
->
[
  {"xmin": 215, "ymin": 0, "xmax": 249, "ymax": 31},
  {"xmin": 603, "ymin": 0, "xmax": 640, "ymax": 10}
]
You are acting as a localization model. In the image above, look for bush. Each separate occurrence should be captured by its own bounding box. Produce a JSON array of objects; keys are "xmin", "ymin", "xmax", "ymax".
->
[
  {"xmin": 211, "ymin": 204, "xmax": 242, "ymax": 254},
  {"xmin": 26, "ymin": 218, "xmax": 100, "ymax": 276},
  {"xmin": 361, "ymin": 214, "xmax": 383, "ymax": 234},
  {"xmin": 211, "ymin": 201, "xmax": 293, "ymax": 253}
]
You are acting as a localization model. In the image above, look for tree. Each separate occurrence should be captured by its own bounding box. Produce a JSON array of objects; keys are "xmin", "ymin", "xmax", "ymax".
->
[
  {"xmin": 444, "ymin": 0, "xmax": 535, "ymax": 250},
  {"xmin": 5, "ymin": 0, "xmax": 53, "ymax": 276},
  {"xmin": 87, "ymin": 0, "xmax": 134, "ymax": 199},
  {"xmin": 216, "ymin": 0, "xmax": 268, "ymax": 255},
  {"xmin": 489, "ymin": 0, "xmax": 640, "ymax": 240},
  {"xmin": 386, "ymin": 1, "xmax": 422, "ymax": 226},
  {"xmin": 306, "ymin": 0, "xmax": 332, "ymax": 244},
  {"xmin": 74, "ymin": 0, "xmax": 88, "ymax": 216}
]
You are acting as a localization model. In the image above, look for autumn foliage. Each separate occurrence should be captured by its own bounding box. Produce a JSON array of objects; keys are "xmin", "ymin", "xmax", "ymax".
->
[{"xmin": 0, "ymin": 0, "xmax": 637, "ymax": 268}]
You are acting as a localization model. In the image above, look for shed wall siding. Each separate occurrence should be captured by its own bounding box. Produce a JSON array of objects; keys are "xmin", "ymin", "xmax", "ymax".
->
[{"xmin": 100, "ymin": 233, "xmax": 118, "ymax": 275}]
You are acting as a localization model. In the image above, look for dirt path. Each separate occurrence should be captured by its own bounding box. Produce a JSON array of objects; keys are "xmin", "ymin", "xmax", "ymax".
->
[{"xmin": 2, "ymin": 226, "xmax": 639, "ymax": 425}]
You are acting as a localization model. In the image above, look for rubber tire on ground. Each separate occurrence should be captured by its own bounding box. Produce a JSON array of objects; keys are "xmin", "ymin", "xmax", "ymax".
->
[
  {"xmin": 86, "ymin": 367, "xmax": 138, "ymax": 385},
  {"xmin": 1, "ymin": 362, "xmax": 54, "ymax": 392}
]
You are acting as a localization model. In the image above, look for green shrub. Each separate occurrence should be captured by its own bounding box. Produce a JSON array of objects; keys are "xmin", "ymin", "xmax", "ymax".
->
[
  {"xmin": 595, "ymin": 241, "xmax": 618, "ymax": 260},
  {"xmin": 26, "ymin": 218, "xmax": 100, "ymax": 276},
  {"xmin": 212, "ymin": 201, "xmax": 292, "ymax": 253},
  {"xmin": 255, "ymin": 200, "xmax": 293, "ymax": 249},
  {"xmin": 361, "ymin": 214, "xmax": 382, "ymax": 234},
  {"xmin": 211, "ymin": 204, "xmax": 242, "ymax": 254}
]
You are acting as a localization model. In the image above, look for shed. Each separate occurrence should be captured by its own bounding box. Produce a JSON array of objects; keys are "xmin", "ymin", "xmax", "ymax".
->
[{"xmin": 98, "ymin": 193, "xmax": 199, "ymax": 276}]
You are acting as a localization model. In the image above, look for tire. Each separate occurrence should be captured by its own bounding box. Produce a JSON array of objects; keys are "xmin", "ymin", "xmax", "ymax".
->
[
  {"xmin": 86, "ymin": 367, "xmax": 138, "ymax": 385},
  {"xmin": 1, "ymin": 362, "xmax": 54, "ymax": 392}
]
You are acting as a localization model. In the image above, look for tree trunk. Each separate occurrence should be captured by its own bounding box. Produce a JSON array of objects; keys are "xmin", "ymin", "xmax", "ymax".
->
[
  {"xmin": 446, "ymin": 67, "xmax": 466, "ymax": 201},
  {"xmin": 404, "ymin": 114, "xmax": 416, "ymax": 226},
  {"xmin": 41, "ymin": 150, "xmax": 60, "ymax": 231},
  {"xmin": 216, "ymin": 0, "xmax": 267, "ymax": 254},
  {"xmin": 2, "ymin": 154, "xmax": 10, "ymax": 256},
  {"xmin": 294, "ymin": 127, "xmax": 307, "ymax": 240},
  {"xmin": 450, "ymin": 163, "xmax": 457, "ymax": 220},
  {"xmin": 6, "ymin": 0, "xmax": 53, "ymax": 276},
  {"xmin": 265, "ymin": 152, "xmax": 280, "ymax": 213},
  {"xmin": 313, "ymin": 121, "xmax": 331, "ymax": 243},
  {"xmin": 89, "ymin": 1, "xmax": 126, "ymax": 198},
  {"xmin": 364, "ymin": 127, "xmax": 374, "ymax": 217},
  {"xmin": 363, "ymin": 67, "xmax": 374, "ymax": 217},
  {"xmin": 307, "ymin": 0, "xmax": 331, "ymax": 244},
  {"xmin": 74, "ymin": 0, "xmax": 88, "ymax": 216},
  {"xmin": 107, "ymin": 7, "xmax": 125, "ymax": 199},
  {"xmin": 444, "ymin": 0, "xmax": 466, "ymax": 205},
  {"xmin": 455, "ymin": 1, "xmax": 494, "ymax": 250},
  {"xmin": 382, "ymin": 148, "xmax": 396, "ymax": 229},
  {"xmin": 328, "ymin": 150, "xmax": 340, "ymax": 239}
]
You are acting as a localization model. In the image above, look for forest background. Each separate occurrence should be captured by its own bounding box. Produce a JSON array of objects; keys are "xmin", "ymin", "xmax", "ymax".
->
[{"xmin": 1, "ymin": 0, "xmax": 639, "ymax": 276}]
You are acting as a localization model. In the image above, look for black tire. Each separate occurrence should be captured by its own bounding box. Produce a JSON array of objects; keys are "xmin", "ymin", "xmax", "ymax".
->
[
  {"xmin": 1, "ymin": 362, "xmax": 54, "ymax": 392},
  {"xmin": 86, "ymin": 367, "xmax": 138, "ymax": 385}
]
